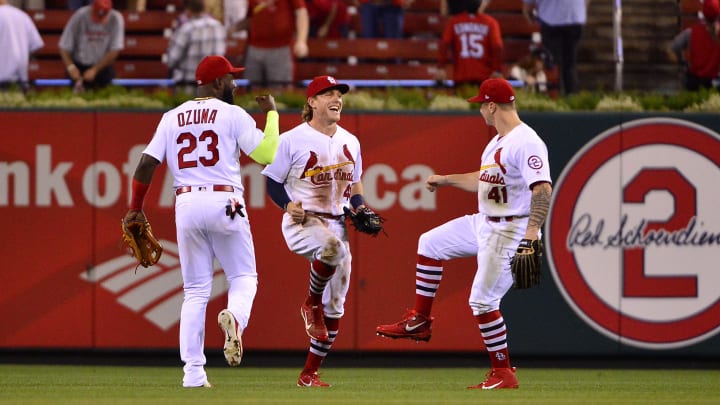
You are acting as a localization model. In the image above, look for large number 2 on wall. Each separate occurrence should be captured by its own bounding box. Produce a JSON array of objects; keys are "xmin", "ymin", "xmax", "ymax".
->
[
  {"xmin": 177, "ymin": 130, "xmax": 220, "ymax": 169},
  {"xmin": 622, "ymin": 168, "xmax": 697, "ymax": 297}
]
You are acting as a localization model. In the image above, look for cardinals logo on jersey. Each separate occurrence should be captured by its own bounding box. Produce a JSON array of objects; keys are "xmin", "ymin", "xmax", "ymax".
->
[
  {"xmin": 343, "ymin": 144, "xmax": 355, "ymax": 164},
  {"xmin": 300, "ymin": 151, "xmax": 319, "ymax": 179},
  {"xmin": 300, "ymin": 147, "xmax": 354, "ymax": 185},
  {"xmin": 494, "ymin": 147, "xmax": 507, "ymax": 174}
]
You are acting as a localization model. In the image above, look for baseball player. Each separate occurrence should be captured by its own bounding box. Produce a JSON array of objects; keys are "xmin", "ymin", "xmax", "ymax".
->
[
  {"xmin": 123, "ymin": 55, "xmax": 279, "ymax": 388},
  {"xmin": 261, "ymin": 76, "xmax": 368, "ymax": 388},
  {"xmin": 376, "ymin": 78, "xmax": 553, "ymax": 389}
]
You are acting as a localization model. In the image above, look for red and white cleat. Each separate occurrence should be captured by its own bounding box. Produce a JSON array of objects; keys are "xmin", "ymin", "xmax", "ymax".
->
[
  {"xmin": 297, "ymin": 371, "xmax": 331, "ymax": 388},
  {"xmin": 300, "ymin": 302, "xmax": 329, "ymax": 341},
  {"xmin": 467, "ymin": 367, "xmax": 519, "ymax": 390},
  {"xmin": 376, "ymin": 310, "xmax": 433, "ymax": 342}
]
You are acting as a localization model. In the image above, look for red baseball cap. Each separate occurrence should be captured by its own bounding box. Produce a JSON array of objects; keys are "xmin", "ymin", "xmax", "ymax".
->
[
  {"xmin": 195, "ymin": 55, "xmax": 244, "ymax": 86},
  {"xmin": 467, "ymin": 78, "xmax": 516, "ymax": 104},
  {"xmin": 704, "ymin": 0, "xmax": 720, "ymax": 22},
  {"xmin": 91, "ymin": 0, "xmax": 112, "ymax": 23},
  {"xmin": 306, "ymin": 75, "xmax": 349, "ymax": 98}
]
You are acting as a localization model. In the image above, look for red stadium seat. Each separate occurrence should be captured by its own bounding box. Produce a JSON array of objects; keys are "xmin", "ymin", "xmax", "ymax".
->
[
  {"xmin": 296, "ymin": 61, "xmax": 449, "ymax": 81},
  {"xmin": 680, "ymin": 0, "xmax": 702, "ymax": 14},
  {"xmin": 307, "ymin": 38, "xmax": 439, "ymax": 61},
  {"xmin": 38, "ymin": 34, "xmax": 169, "ymax": 58},
  {"xmin": 29, "ymin": 59, "xmax": 169, "ymax": 80},
  {"xmin": 28, "ymin": 9, "xmax": 177, "ymax": 33}
]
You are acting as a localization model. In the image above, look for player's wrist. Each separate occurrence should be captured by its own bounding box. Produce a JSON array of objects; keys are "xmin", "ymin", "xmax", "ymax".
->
[
  {"xmin": 350, "ymin": 194, "xmax": 365, "ymax": 209},
  {"xmin": 130, "ymin": 178, "xmax": 150, "ymax": 210},
  {"xmin": 66, "ymin": 63, "xmax": 78, "ymax": 73}
]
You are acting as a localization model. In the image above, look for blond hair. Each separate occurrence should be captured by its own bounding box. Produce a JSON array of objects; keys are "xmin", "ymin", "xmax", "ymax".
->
[{"xmin": 301, "ymin": 103, "xmax": 313, "ymax": 122}]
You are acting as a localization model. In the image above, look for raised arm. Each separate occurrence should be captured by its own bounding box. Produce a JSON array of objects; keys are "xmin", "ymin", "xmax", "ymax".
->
[
  {"xmin": 248, "ymin": 95, "xmax": 279, "ymax": 165},
  {"xmin": 425, "ymin": 171, "xmax": 480, "ymax": 193}
]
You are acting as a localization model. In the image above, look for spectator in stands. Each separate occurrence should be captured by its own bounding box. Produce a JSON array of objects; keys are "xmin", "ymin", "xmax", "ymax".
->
[
  {"xmin": 225, "ymin": 0, "xmax": 250, "ymax": 39},
  {"xmin": 522, "ymin": 0, "xmax": 588, "ymax": 95},
  {"xmin": 127, "ymin": 0, "xmax": 145, "ymax": 12},
  {"xmin": 206, "ymin": 0, "xmax": 225, "ymax": 22},
  {"xmin": 509, "ymin": 46, "xmax": 552, "ymax": 93},
  {"xmin": 59, "ymin": 0, "xmax": 125, "ymax": 91},
  {"xmin": 668, "ymin": 0, "xmax": 720, "ymax": 91},
  {"xmin": 307, "ymin": 0, "xmax": 350, "ymax": 38},
  {"xmin": 7, "ymin": 0, "xmax": 44, "ymax": 10},
  {"xmin": 70, "ymin": 0, "xmax": 144, "ymax": 11},
  {"xmin": 200, "ymin": 0, "xmax": 251, "ymax": 39},
  {"xmin": 234, "ymin": 0, "xmax": 309, "ymax": 88},
  {"xmin": 0, "ymin": 0, "xmax": 44, "ymax": 91},
  {"xmin": 356, "ymin": 0, "xmax": 407, "ymax": 39},
  {"xmin": 441, "ymin": 0, "xmax": 489, "ymax": 17},
  {"xmin": 437, "ymin": 0, "xmax": 503, "ymax": 87},
  {"xmin": 68, "ymin": 0, "xmax": 90, "ymax": 10},
  {"xmin": 167, "ymin": 0, "xmax": 227, "ymax": 91}
]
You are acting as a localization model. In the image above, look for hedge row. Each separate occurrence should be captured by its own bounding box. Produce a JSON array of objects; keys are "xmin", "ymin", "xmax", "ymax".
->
[{"xmin": 1, "ymin": 85, "xmax": 719, "ymax": 112}]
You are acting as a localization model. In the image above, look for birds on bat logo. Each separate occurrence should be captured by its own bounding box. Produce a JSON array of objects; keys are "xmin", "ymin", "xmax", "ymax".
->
[{"xmin": 79, "ymin": 240, "xmax": 227, "ymax": 331}]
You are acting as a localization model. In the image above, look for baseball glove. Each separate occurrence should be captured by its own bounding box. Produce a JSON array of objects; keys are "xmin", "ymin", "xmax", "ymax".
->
[
  {"xmin": 121, "ymin": 214, "xmax": 163, "ymax": 268},
  {"xmin": 510, "ymin": 238, "xmax": 543, "ymax": 289},
  {"xmin": 343, "ymin": 206, "xmax": 385, "ymax": 237}
]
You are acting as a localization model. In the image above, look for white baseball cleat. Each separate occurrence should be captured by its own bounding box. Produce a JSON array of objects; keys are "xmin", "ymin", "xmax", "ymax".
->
[
  {"xmin": 184, "ymin": 381, "xmax": 213, "ymax": 388},
  {"xmin": 218, "ymin": 309, "xmax": 243, "ymax": 366}
]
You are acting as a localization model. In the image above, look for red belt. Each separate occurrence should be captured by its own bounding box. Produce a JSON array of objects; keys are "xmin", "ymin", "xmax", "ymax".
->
[
  {"xmin": 307, "ymin": 211, "xmax": 344, "ymax": 220},
  {"xmin": 487, "ymin": 216, "xmax": 516, "ymax": 222},
  {"xmin": 175, "ymin": 185, "xmax": 235, "ymax": 196}
]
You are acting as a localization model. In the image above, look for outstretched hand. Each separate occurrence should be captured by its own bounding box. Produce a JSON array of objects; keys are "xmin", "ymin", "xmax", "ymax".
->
[{"xmin": 425, "ymin": 174, "xmax": 447, "ymax": 192}]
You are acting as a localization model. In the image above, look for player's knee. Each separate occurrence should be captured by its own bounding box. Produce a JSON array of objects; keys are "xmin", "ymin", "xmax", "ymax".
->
[
  {"xmin": 319, "ymin": 238, "xmax": 347, "ymax": 267},
  {"xmin": 417, "ymin": 231, "xmax": 440, "ymax": 259},
  {"xmin": 469, "ymin": 301, "xmax": 500, "ymax": 315},
  {"xmin": 324, "ymin": 300, "xmax": 346, "ymax": 318}
]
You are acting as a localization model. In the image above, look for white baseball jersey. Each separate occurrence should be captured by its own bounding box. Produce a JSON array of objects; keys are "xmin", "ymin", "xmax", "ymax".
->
[
  {"xmin": 142, "ymin": 96, "xmax": 265, "ymax": 388},
  {"xmin": 477, "ymin": 122, "xmax": 551, "ymax": 217},
  {"xmin": 143, "ymin": 97, "xmax": 265, "ymax": 190},
  {"xmin": 261, "ymin": 122, "xmax": 363, "ymax": 215}
]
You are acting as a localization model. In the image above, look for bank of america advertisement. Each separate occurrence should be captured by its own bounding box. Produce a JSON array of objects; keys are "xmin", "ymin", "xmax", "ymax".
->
[{"xmin": 1, "ymin": 111, "xmax": 718, "ymax": 357}]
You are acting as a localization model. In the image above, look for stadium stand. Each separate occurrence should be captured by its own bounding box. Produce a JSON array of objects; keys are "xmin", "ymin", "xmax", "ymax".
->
[
  {"xmin": 29, "ymin": 9, "xmax": 176, "ymax": 33},
  {"xmin": 679, "ymin": 0, "xmax": 702, "ymax": 29},
  {"xmin": 27, "ymin": 0, "xmax": 542, "ymax": 86}
]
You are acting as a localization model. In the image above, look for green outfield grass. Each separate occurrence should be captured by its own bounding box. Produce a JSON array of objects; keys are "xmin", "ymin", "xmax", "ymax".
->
[{"xmin": 0, "ymin": 365, "xmax": 718, "ymax": 404}]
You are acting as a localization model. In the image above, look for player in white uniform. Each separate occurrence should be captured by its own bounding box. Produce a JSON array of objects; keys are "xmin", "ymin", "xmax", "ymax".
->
[
  {"xmin": 262, "ymin": 76, "xmax": 369, "ymax": 388},
  {"xmin": 376, "ymin": 78, "xmax": 553, "ymax": 389},
  {"xmin": 123, "ymin": 55, "xmax": 279, "ymax": 388}
]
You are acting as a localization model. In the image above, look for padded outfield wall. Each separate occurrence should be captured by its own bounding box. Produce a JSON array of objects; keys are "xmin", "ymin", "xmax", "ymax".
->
[{"xmin": 1, "ymin": 110, "xmax": 718, "ymax": 359}]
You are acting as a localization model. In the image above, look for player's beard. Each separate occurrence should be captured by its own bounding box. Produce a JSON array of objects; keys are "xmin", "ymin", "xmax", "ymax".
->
[{"xmin": 221, "ymin": 85, "xmax": 235, "ymax": 105}]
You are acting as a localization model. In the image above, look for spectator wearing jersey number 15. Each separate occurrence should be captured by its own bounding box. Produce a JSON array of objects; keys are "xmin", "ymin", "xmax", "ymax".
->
[{"xmin": 436, "ymin": 0, "xmax": 504, "ymax": 88}]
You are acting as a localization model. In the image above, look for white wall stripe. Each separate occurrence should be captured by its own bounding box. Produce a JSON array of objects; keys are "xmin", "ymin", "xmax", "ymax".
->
[
  {"xmin": 103, "ymin": 266, "xmax": 157, "ymax": 293},
  {"xmin": 118, "ymin": 267, "xmax": 184, "ymax": 311}
]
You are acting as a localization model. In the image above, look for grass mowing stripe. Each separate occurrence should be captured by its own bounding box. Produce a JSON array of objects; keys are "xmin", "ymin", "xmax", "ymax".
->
[{"xmin": 0, "ymin": 365, "xmax": 718, "ymax": 404}]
